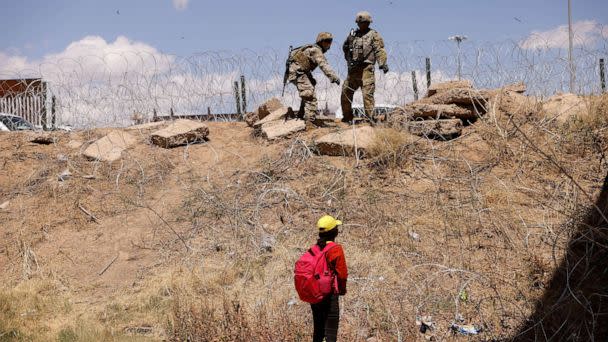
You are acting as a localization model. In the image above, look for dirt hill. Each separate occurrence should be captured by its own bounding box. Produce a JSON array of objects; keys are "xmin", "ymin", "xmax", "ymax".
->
[{"xmin": 1, "ymin": 93, "xmax": 607, "ymax": 341}]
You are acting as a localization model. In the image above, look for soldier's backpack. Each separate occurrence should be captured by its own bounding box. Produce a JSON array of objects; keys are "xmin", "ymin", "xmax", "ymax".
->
[{"xmin": 294, "ymin": 243, "xmax": 337, "ymax": 304}]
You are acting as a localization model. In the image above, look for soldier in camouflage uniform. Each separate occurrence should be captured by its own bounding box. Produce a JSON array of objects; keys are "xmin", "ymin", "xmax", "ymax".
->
[
  {"xmin": 288, "ymin": 32, "xmax": 341, "ymax": 124},
  {"xmin": 340, "ymin": 11, "xmax": 389, "ymax": 124}
]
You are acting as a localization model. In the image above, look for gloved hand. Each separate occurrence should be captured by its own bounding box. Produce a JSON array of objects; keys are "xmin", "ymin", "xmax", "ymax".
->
[
  {"xmin": 380, "ymin": 65, "xmax": 389, "ymax": 74},
  {"xmin": 332, "ymin": 78, "xmax": 341, "ymax": 86}
]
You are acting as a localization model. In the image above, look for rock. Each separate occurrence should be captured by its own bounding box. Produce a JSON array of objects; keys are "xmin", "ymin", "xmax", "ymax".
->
[
  {"xmin": 406, "ymin": 119, "xmax": 462, "ymax": 139},
  {"xmin": 424, "ymin": 88, "xmax": 491, "ymax": 107},
  {"xmin": 150, "ymin": 119, "xmax": 209, "ymax": 148},
  {"xmin": 503, "ymin": 82, "xmax": 526, "ymax": 94},
  {"xmin": 82, "ymin": 130, "xmax": 137, "ymax": 162},
  {"xmin": 56, "ymin": 154, "xmax": 68, "ymax": 162},
  {"xmin": 404, "ymin": 103, "xmax": 475, "ymax": 120},
  {"xmin": 0, "ymin": 201, "xmax": 9, "ymax": 210},
  {"xmin": 261, "ymin": 119, "xmax": 306, "ymax": 140},
  {"xmin": 409, "ymin": 231, "xmax": 420, "ymax": 241},
  {"xmin": 253, "ymin": 107, "xmax": 295, "ymax": 128},
  {"xmin": 488, "ymin": 90, "xmax": 541, "ymax": 119},
  {"xmin": 260, "ymin": 233, "xmax": 276, "ymax": 252},
  {"xmin": 67, "ymin": 140, "xmax": 83, "ymax": 149},
  {"xmin": 244, "ymin": 112, "xmax": 258, "ymax": 127},
  {"xmin": 58, "ymin": 169, "xmax": 72, "ymax": 181},
  {"xmin": 426, "ymin": 80, "xmax": 472, "ymax": 97},
  {"xmin": 244, "ymin": 98, "xmax": 284, "ymax": 127},
  {"xmin": 313, "ymin": 115, "xmax": 337, "ymax": 127},
  {"xmin": 125, "ymin": 121, "xmax": 166, "ymax": 132},
  {"xmin": 30, "ymin": 133, "xmax": 57, "ymax": 145},
  {"xmin": 255, "ymin": 97, "xmax": 283, "ymax": 121},
  {"xmin": 542, "ymin": 93, "xmax": 588, "ymax": 124},
  {"xmin": 315, "ymin": 126, "xmax": 376, "ymax": 157}
]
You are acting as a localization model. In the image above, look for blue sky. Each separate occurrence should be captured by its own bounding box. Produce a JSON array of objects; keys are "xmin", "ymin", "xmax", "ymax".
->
[
  {"xmin": 2, "ymin": 0, "xmax": 607, "ymax": 57},
  {"xmin": 0, "ymin": 0, "xmax": 606, "ymax": 127}
]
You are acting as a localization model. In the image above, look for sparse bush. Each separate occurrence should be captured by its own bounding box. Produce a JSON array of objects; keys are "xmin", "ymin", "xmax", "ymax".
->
[{"xmin": 367, "ymin": 128, "xmax": 417, "ymax": 170}]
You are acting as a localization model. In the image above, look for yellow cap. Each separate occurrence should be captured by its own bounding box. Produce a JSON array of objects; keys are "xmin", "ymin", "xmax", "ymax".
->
[{"xmin": 317, "ymin": 215, "xmax": 343, "ymax": 233}]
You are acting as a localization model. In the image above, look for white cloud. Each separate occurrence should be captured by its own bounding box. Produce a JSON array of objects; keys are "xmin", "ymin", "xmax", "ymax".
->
[
  {"xmin": 172, "ymin": 0, "xmax": 189, "ymax": 11},
  {"xmin": 520, "ymin": 20, "xmax": 607, "ymax": 49},
  {"xmin": 0, "ymin": 36, "xmax": 177, "ymax": 127}
]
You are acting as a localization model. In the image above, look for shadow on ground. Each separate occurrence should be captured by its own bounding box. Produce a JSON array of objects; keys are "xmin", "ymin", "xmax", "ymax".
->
[{"xmin": 513, "ymin": 171, "xmax": 608, "ymax": 341}]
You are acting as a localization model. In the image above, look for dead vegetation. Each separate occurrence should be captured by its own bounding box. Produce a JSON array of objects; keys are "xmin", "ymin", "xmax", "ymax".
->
[{"xmin": 0, "ymin": 94, "xmax": 607, "ymax": 341}]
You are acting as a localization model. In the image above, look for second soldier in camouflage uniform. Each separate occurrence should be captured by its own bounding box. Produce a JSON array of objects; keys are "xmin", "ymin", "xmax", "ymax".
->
[
  {"xmin": 341, "ymin": 11, "xmax": 388, "ymax": 124},
  {"xmin": 288, "ymin": 32, "xmax": 341, "ymax": 125}
]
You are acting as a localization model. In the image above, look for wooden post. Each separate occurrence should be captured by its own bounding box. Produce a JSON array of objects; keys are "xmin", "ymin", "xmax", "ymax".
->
[
  {"xmin": 426, "ymin": 57, "xmax": 431, "ymax": 88},
  {"xmin": 170, "ymin": 107, "xmax": 174, "ymax": 118},
  {"xmin": 411, "ymin": 71, "xmax": 419, "ymax": 101},
  {"xmin": 51, "ymin": 96, "xmax": 56, "ymax": 129},
  {"xmin": 233, "ymin": 81, "xmax": 241, "ymax": 115},
  {"xmin": 207, "ymin": 107, "xmax": 211, "ymax": 115},
  {"xmin": 240, "ymin": 75, "xmax": 247, "ymax": 113},
  {"xmin": 153, "ymin": 108, "xmax": 158, "ymax": 122},
  {"xmin": 601, "ymin": 58, "xmax": 606, "ymax": 93}
]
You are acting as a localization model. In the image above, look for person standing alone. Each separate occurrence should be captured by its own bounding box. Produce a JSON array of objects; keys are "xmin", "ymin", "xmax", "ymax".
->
[{"xmin": 311, "ymin": 215, "xmax": 348, "ymax": 342}]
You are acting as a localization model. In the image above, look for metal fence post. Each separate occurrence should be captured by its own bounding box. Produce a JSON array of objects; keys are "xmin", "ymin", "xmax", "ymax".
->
[
  {"xmin": 233, "ymin": 81, "xmax": 241, "ymax": 115},
  {"xmin": 51, "ymin": 96, "xmax": 56, "ymax": 128},
  {"xmin": 600, "ymin": 58, "xmax": 606, "ymax": 93},
  {"xmin": 240, "ymin": 75, "xmax": 247, "ymax": 113},
  {"xmin": 426, "ymin": 57, "xmax": 431, "ymax": 89},
  {"xmin": 411, "ymin": 71, "xmax": 419, "ymax": 101}
]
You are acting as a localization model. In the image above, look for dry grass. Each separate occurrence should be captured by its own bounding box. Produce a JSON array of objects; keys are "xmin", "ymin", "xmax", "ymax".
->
[
  {"xmin": 0, "ymin": 112, "xmax": 606, "ymax": 341},
  {"xmin": 367, "ymin": 128, "xmax": 420, "ymax": 170}
]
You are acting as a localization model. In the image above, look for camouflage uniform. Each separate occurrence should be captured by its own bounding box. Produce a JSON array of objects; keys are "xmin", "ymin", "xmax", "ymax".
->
[
  {"xmin": 341, "ymin": 13, "xmax": 388, "ymax": 122},
  {"xmin": 288, "ymin": 41, "xmax": 340, "ymax": 122}
]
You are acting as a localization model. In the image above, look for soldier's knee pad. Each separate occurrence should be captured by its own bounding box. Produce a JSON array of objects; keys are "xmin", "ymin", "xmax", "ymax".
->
[{"xmin": 300, "ymin": 90, "xmax": 315, "ymax": 100}]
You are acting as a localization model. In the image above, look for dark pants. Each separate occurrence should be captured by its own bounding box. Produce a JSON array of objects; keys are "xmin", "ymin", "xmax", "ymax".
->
[{"xmin": 311, "ymin": 294, "xmax": 340, "ymax": 342}]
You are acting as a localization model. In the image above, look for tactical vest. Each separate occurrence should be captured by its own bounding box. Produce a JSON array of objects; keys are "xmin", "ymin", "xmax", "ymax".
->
[
  {"xmin": 291, "ymin": 44, "xmax": 316, "ymax": 72},
  {"xmin": 347, "ymin": 29, "xmax": 377, "ymax": 65}
]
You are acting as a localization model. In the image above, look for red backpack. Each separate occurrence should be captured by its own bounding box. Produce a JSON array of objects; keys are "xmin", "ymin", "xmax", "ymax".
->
[{"xmin": 294, "ymin": 243, "xmax": 337, "ymax": 304}]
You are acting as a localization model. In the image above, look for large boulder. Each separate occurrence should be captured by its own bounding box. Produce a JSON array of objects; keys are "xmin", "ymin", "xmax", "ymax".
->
[
  {"xmin": 426, "ymin": 80, "xmax": 472, "ymax": 97},
  {"xmin": 315, "ymin": 126, "xmax": 376, "ymax": 157},
  {"xmin": 150, "ymin": 119, "xmax": 209, "ymax": 148},
  {"xmin": 82, "ymin": 130, "xmax": 137, "ymax": 162},
  {"xmin": 245, "ymin": 98, "xmax": 284, "ymax": 127},
  {"xmin": 542, "ymin": 93, "xmax": 588, "ymax": 124},
  {"xmin": 406, "ymin": 119, "xmax": 463, "ymax": 139},
  {"xmin": 424, "ymin": 88, "xmax": 491, "ymax": 106},
  {"xmin": 255, "ymin": 97, "xmax": 283, "ymax": 120},
  {"xmin": 488, "ymin": 90, "xmax": 541, "ymax": 119},
  {"xmin": 261, "ymin": 119, "xmax": 306, "ymax": 140},
  {"xmin": 404, "ymin": 103, "xmax": 474, "ymax": 120},
  {"xmin": 253, "ymin": 107, "xmax": 295, "ymax": 128}
]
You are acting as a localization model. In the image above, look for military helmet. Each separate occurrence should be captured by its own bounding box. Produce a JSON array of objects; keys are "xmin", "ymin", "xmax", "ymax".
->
[
  {"xmin": 316, "ymin": 32, "xmax": 333, "ymax": 44},
  {"xmin": 355, "ymin": 11, "xmax": 372, "ymax": 23}
]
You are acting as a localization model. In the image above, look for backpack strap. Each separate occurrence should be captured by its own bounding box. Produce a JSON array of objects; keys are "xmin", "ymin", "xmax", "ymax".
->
[{"xmin": 321, "ymin": 243, "xmax": 338, "ymax": 269}]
